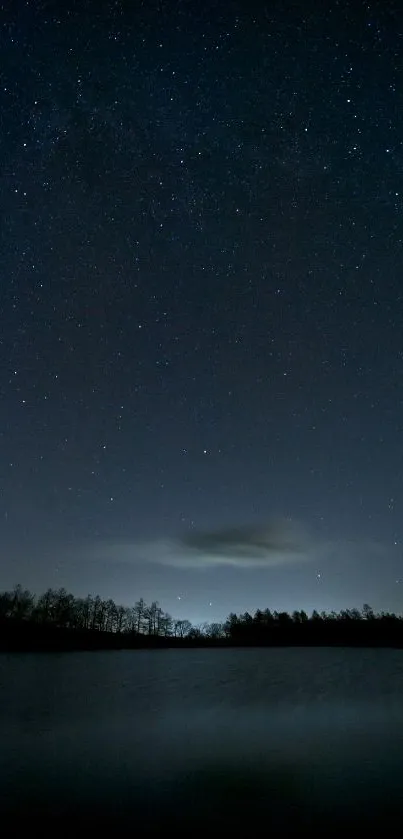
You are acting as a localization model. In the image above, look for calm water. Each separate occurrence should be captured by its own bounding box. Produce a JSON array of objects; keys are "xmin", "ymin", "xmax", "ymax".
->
[{"xmin": 1, "ymin": 647, "xmax": 403, "ymax": 828}]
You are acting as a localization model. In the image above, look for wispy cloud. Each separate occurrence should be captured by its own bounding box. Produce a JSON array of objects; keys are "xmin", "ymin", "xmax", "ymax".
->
[
  {"xmin": 174, "ymin": 519, "xmax": 308, "ymax": 568},
  {"xmin": 80, "ymin": 517, "xmax": 313, "ymax": 569}
]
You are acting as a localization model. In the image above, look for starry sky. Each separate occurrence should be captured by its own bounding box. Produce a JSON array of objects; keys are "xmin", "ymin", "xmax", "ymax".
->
[{"xmin": 2, "ymin": 0, "xmax": 403, "ymax": 624}]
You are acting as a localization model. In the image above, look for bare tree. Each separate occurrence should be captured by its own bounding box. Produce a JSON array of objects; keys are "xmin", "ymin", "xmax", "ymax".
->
[
  {"xmin": 53, "ymin": 588, "xmax": 76, "ymax": 628},
  {"xmin": 116, "ymin": 605, "xmax": 129, "ymax": 633},
  {"xmin": 145, "ymin": 601, "xmax": 161, "ymax": 635},
  {"xmin": 174, "ymin": 619, "xmax": 192, "ymax": 638},
  {"xmin": 91, "ymin": 595, "xmax": 108, "ymax": 631},
  {"xmin": 11, "ymin": 585, "xmax": 34, "ymax": 620},
  {"xmin": 79, "ymin": 595, "xmax": 94, "ymax": 630},
  {"xmin": 104, "ymin": 599, "xmax": 118, "ymax": 632},
  {"xmin": 34, "ymin": 588, "xmax": 56, "ymax": 624},
  {"xmin": 159, "ymin": 612, "xmax": 173, "ymax": 637},
  {"xmin": 132, "ymin": 598, "xmax": 146, "ymax": 633},
  {"xmin": 204, "ymin": 622, "xmax": 224, "ymax": 639}
]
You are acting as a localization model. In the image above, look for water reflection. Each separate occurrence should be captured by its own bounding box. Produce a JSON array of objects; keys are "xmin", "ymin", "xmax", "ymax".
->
[{"xmin": 1, "ymin": 648, "xmax": 403, "ymax": 827}]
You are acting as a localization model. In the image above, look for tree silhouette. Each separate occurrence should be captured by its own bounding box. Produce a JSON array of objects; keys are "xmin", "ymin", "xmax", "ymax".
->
[
  {"xmin": 133, "ymin": 598, "xmax": 146, "ymax": 633},
  {"xmin": 174, "ymin": 619, "xmax": 192, "ymax": 638},
  {"xmin": 1, "ymin": 583, "xmax": 403, "ymax": 651}
]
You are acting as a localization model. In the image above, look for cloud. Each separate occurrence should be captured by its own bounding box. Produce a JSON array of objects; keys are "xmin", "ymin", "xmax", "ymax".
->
[
  {"xmin": 79, "ymin": 517, "xmax": 311, "ymax": 570},
  {"xmin": 175, "ymin": 518, "xmax": 308, "ymax": 568}
]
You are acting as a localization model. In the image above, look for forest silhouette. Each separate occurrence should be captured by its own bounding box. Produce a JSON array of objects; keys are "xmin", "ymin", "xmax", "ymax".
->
[{"xmin": 1, "ymin": 584, "xmax": 403, "ymax": 650}]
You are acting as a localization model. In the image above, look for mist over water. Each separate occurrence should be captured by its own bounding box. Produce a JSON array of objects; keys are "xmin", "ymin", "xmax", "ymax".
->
[{"xmin": 1, "ymin": 648, "xmax": 403, "ymax": 828}]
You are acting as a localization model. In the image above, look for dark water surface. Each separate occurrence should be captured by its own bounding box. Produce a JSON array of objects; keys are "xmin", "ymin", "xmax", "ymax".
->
[{"xmin": 1, "ymin": 647, "xmax": 403, "ymax": 828}]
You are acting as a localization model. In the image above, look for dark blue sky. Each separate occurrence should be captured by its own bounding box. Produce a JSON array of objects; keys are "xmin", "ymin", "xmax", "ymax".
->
[{"xmin": 2, "ymin": 0, "xmax": 403, "ymax": 623}]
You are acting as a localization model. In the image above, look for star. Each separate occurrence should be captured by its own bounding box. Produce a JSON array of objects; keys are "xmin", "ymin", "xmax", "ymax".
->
[{"xmin": 1, "ymin": 0, "xmax": 402, "ymax": 627}]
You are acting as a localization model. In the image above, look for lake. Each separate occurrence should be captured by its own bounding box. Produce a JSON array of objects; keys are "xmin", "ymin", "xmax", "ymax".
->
[{"xmin": 1, "ymin": 647, "xmax": 403, "ymax": 828}]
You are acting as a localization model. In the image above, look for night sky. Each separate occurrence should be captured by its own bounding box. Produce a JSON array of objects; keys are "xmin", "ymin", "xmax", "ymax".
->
[{"xmin": 2, "ymin": 0, "xmax": 403, "ymax": 624}]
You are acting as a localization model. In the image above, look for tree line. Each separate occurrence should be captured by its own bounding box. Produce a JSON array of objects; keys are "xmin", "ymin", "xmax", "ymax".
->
[
  {"xmin": 0, "ymin": 584, "xmax": 194, "ymax": 644},
  {"xmin": 1, "ymin": 584, "xmax": 403, "ymax": 650}
]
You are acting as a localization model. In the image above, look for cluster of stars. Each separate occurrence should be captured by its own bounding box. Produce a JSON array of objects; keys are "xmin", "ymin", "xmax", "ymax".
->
[{"xmin": 0, "ymin": 2, "xmax": 402, "ymax": 613}]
